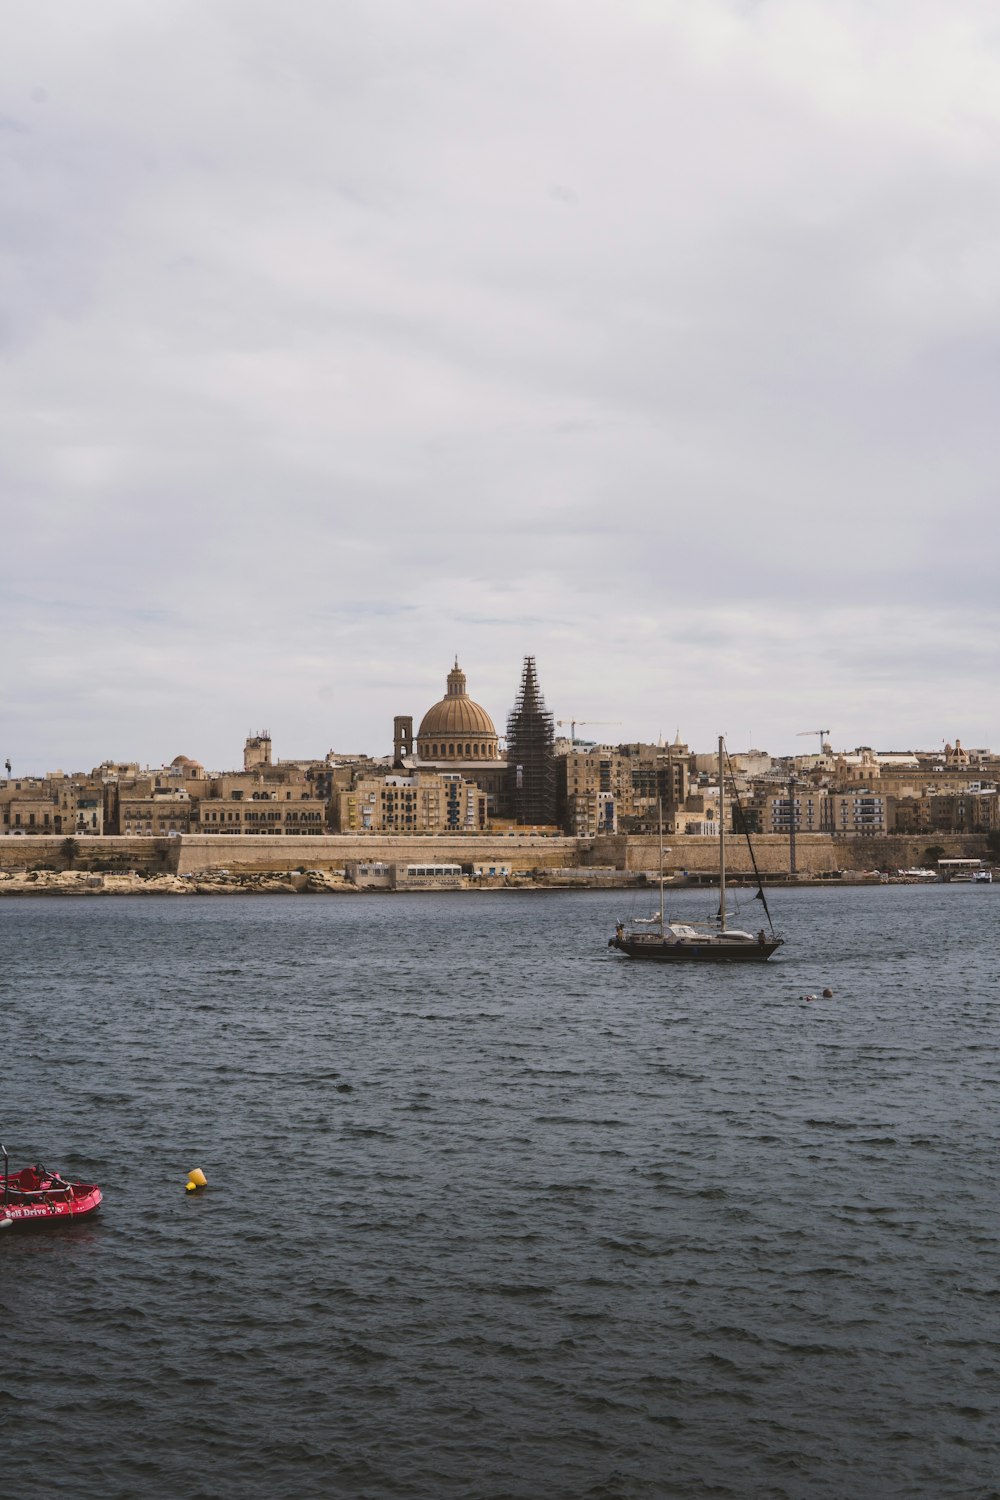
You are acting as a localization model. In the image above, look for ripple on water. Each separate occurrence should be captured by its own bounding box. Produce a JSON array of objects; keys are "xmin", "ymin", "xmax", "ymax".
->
[{"xmin": 4, "ymin": 886, "xmax": 1000, "ymax": 1499}]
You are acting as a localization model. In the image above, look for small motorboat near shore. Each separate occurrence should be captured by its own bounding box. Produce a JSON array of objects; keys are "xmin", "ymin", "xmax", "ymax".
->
[{"xmin": 1, "ymin": 1144, "xmax": 102, "ymax": 1229}]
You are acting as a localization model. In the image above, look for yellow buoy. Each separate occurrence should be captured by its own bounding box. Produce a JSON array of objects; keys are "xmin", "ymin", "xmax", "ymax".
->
[
  {"xmin": 187, "ymin": 1167, "xmax": 208, "ymax": 1190},
  {"xmin": 185, "ymin": 1180, "xmax": 198, "ymax": 1192}
]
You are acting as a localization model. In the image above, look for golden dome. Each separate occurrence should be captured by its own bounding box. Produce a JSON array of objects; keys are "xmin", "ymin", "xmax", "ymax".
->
[{"xmin": 416, "ymin": 661, "xmax": 499, "ymax": 759}]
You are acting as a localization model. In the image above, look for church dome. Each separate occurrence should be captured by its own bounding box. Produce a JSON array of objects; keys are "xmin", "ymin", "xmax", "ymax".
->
[
  {"xmin": 416, "ymin": 661, "xmax": 499, "ymax": 760},
  {"xmin": 170, "ymin": 754, "xmax": 205, "ymax": 777}
]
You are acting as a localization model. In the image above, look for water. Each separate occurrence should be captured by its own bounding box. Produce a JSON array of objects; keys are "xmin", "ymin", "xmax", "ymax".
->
[{"xmin": 2, "ymin": 886, "xmax": 999, "ymax": 1499}]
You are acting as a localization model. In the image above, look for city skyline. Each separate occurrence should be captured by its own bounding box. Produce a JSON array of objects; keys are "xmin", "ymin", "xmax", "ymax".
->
[
  {"xmin": 2, "ymin": 691, "xmax": 990, "ymax": 785},
  {"xmin": 4, "ymin": 3, "xmax": 999, "ymax": 772}
]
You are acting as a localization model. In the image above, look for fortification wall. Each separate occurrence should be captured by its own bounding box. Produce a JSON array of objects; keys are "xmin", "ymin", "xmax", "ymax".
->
[
  {"xmin": 173, "ymin": 833, "xmax": 581, "ymax": 875},
  {"xmin": 0, "ymin": 831, "xmax": 989, "ymax": 880},
  {"xmin": 589, "ymin": 832, "xmax": 988, "ymax": 876},
  {"xmin": 593, "ymin": 833, "xmax": 837, "ymax": 874},
  {"xmin": 0, "ymin": 837, "xmax": 168, "ymax": 873}
]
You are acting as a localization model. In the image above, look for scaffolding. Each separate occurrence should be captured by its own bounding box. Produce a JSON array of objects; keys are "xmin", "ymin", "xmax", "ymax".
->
[{"xmin": 506, "ymin": 656, "xmax": 557, "ymax": 825}]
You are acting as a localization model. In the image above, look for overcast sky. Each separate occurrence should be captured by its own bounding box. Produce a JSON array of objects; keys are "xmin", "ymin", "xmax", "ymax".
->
[{"xmin": 3, "ymin": 0, "xmax": 998, "ymax": 773}]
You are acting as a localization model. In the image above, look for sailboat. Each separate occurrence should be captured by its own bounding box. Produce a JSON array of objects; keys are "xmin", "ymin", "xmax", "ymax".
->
[{"xmin": 608, "ymin": 736, "xmax": 784, "ymax": 962}]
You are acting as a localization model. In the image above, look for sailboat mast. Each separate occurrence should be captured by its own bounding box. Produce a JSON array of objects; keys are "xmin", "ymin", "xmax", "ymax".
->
[
  {"xmin": 658, "ymin": 797, "xmax": 665, "ymax": 932},
  {"xmin": 718, "ymin": 735, "xmax": 727, "ymax": 931}
]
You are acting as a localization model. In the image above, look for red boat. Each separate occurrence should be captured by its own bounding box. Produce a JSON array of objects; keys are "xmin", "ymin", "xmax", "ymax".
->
[{"xmin": 1, "ymin": 1145, "xmax": 102, "ymax": 1229}]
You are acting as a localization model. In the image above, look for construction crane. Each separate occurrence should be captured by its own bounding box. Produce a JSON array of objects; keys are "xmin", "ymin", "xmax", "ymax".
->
[
  {"xmin": 556, "ymin": 719, "xmax": 622, "ymax": 746},
  {"xmin": 797, "ymin": 729, "xmax": 832, "ymax": 754}
]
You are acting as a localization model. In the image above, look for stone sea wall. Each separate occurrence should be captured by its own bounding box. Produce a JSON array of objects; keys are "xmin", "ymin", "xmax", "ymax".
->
[
  {"xmin": 594, "ymin": 832, "xmax": 983, "ymax": 875},
  {"xmin": 0, "ymin": 830, "xmax": 989, "ymax": 883}
]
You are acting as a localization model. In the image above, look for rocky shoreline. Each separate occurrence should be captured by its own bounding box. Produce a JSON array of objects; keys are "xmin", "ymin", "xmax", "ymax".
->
[
  {"xmin": 0, "ymin": 868, "xmax": 971, "ymax": 896},
  {"xmin": 0, "ymin": 870, "xmax": 349, "ymax": 896}
]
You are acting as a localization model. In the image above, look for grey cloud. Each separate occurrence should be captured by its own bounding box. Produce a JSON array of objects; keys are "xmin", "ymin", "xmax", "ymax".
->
[{"xmin": 2, "ymin": 1, "xmax": 999, "ymax": 768}]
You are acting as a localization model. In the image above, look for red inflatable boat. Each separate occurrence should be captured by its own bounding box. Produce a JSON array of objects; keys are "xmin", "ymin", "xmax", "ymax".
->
[{"xmin": 1, "ymin": 1145, "xmax": 102, "ymax": 1229}]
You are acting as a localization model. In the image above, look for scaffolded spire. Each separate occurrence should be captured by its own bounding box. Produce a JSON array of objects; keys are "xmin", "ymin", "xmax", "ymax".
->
[{"xmin": 505, "ymin": 656, "xmax": 556, "ymax": 825}]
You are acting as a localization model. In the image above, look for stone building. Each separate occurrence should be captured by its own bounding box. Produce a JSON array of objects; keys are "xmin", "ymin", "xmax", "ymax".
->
[
  {"xmin": 886, "ymin": 795, "xmax": 935, "ymax": 835},
  {"xmin": 120, "ymin": 789, "xmax": 193, "ymax": 836},
  {"xmin": 825, "ymin": 792, "xmax": 888, "ymax": 835},
  {"xmin": 393, "ymin": 660, "xmax": 507, "ymax": 816},
  {"xmin": 557, "ymin": 740, "xmax": 688, "ymax": 837},
  {"xmin": 244, "ymin": 732, "xmax": 273, "ymax": 770},
  {"xmin": 1, "ymin": 778, "xmax": 58, "ymax": 834},
  {"xmin": 760, "ymin": 789, "xmax": 888, "ymax": 836},
  {"xmin": 196, "ymin": 793, "xmax": 326, "ymax": 835},
  {"xmin": 105, "ymin": 757, "xmax": 205, "ymax": 832},
  {"xmin": 335, "ymin": 769, "xmax": 488, "ymax": 835},
  {"xmin": 925, "ymin": 790, "xmax": 1000, "ymax": 835},
  {"xmin": 1, "ymin": 773, "xmax": 105, "ymax": 835},
  {"xmin": 196, "ymin": 766, "xmax": 327, "ymax": 835}
]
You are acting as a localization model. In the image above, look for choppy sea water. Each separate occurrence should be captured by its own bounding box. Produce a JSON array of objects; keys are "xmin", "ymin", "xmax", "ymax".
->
[{"xmin": 2, "ymin": 885, "xmax": 999, "ymax": 1499}]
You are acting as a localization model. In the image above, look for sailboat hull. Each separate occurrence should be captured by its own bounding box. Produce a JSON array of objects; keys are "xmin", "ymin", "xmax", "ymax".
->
[{"xmin": 611, "ymin": 935, "xmax": 783, "ymax": 962}]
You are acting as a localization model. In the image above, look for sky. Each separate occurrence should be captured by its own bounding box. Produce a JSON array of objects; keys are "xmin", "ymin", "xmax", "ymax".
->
[{"xmin": 3, "ymin": 0, "xmax": 999, "ymax": 774}]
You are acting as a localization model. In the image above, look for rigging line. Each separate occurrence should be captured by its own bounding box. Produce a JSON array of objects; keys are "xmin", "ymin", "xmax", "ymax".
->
[{"xmin": 723, "ymin": 744, "xmax": 776, "ymax": 935}]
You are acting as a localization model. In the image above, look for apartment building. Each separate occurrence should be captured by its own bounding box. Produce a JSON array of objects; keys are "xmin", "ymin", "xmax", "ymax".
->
[
  {"xmin": 1, "ymin": 774, "xmax": 105, "ymax": 834},
  {"xmin": 120, "ymin": 789, "xmax": 193, "ymax": 836},
  {"xmin": 925, "ymin": 790, "xmax": 1000, "ymax": 835},
  {"xmin": 761, "ymin": 789, "xmax": 887, "ymax": 836},
  {"xmin": 2, "ymin": 787, "xmax": 59, "ymax": 833},
  {"xmin": 825, "ymin": 792, "xmax": 888, "ymax": 835},
  {"xmin": 197, "ymin": 775, "xmax": 327, "ymax": 834},
  {"xmin": 557, "ymin": 744, "xmax": 688, "ymax": 836},
  {"xmin": 335, "ymin": 770, "xmax": 487, "ymax": 834}
]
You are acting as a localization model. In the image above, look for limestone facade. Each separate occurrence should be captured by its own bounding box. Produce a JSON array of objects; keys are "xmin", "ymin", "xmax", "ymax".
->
[
  {"xmin": 121, "ymin": 791, "xmax": 193, "ymax": 836},
  {"xmin": 760, "ymin": 789, "xmax": 888, "ymax": 835},
  {"xmin": 197, "ymin": 796, "xmax": 326, "ymax": 835},
  {"xmin": 336, "ymin": 770, "xmax": 488, "ymax": 834},
  {"xmin": 196, "ymin": 766, "xmax": 326, "ymax": 835},
  {"xmin": 558, "ymin": 743, "xmax": 689, "ymax": 836},
  {"xmin": 244, "ymin": 732, "xmax": 273, "ymax": 770},
  {"xmin": 1, "ymin": 774, "xmax": 105, "ymax": 835},
  {"xmin": 393, "ymin": 660, "xmax": 508, "ymax": 817}
]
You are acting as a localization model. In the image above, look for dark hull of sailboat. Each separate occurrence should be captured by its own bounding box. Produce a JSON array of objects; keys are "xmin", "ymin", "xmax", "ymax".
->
[{"xmin": 611, "ymin": 935, "xmax": 783, "ymax": 962}]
